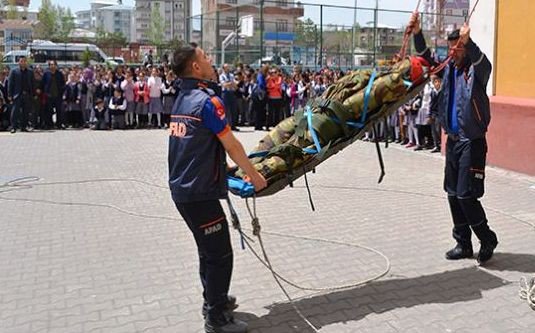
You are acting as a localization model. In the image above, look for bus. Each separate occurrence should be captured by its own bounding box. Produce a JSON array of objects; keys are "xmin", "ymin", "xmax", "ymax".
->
[{"xmin": 2, "ymin": 40, "xmax": 110, "ymax": 67}]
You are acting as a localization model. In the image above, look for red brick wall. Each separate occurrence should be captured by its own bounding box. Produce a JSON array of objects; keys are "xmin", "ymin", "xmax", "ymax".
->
[{"xmin": 486, "ymin": 96, "xmax": 535, "ymax": 176}]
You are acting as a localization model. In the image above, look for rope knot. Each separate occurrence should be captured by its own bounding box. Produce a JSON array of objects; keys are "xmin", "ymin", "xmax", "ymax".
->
[{"xmin": 251, "ymin": 217, "xmax": 261, "ymax": 236}]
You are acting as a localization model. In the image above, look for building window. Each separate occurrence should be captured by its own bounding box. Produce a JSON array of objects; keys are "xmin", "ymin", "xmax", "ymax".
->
[
  {"xmin": 276, "ymin": 0, "xmax": 287, "ymax": 6},
  {"xmin": 226, "ymin": 0, "xmax": 237, "ymax": 3},
  {"xmin": 462, "ymin": 9, "xmax": 469, "ymax": 17},
  {"xmin": 276, "ymin": 19, "xmax": 288, "ymax": 32},
  {"xmin": 446, "ymin": 9, "xmax": 452, "ymax": 16}
]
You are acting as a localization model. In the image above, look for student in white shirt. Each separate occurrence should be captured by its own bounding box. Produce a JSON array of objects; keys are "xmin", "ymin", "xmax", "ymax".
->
[{"xmin": 147, "ymin": 67, "xmax": 163, "ymax": 128}]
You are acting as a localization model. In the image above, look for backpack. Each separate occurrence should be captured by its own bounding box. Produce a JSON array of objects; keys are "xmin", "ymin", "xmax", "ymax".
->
[{"xmin": 252, "ymin": 85, "xmax": 266, "ymax": 102}]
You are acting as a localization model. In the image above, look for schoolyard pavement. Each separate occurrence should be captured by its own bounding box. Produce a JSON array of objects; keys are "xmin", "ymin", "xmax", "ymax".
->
[{"xmin": 1, "ymin": 128, "xmax": 535, "ymax": 332}]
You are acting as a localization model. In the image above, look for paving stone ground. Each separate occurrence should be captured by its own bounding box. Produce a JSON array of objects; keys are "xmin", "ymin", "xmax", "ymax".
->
[{"xmin": 1, "ymin": 128, "xmax": 534, "ymax": 333}]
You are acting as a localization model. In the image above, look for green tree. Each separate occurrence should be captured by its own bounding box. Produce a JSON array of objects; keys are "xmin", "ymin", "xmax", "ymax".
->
[
  {"xmin": 35, "ymin": 0, "xmax": 57, "ymax": 39},
  {"xmin": 35, "ymin": 1, "xmax": 74, "ymax": 41},
  {"xmin": 148, "ymin": 2, "xmax": 166, "ymax": 54},
  {"xmin": 56, "ymin": 7, "xmax": 75, "ymax": 42},
  {"xmin": 294, "ymin": 18, "xmax": 316, "ymax": 47},
  {"xmin": 96, "ymin": 28, "xmax": 127, "ymax": 48},
  {"xmin": 81, "ymin": 47, "xmax": 92, "ymax": 67}
]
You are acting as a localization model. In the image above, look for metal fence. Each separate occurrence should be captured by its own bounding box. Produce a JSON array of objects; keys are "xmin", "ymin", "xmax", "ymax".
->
[{"xmin": 186, "ymin": 1, "xmax": 465, "ymax": 70}]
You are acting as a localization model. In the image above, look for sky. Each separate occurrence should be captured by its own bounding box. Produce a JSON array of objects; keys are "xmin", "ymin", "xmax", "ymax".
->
[{"xmin": 28, "ymin": 0, "xmax": 421, "ymax": 28}]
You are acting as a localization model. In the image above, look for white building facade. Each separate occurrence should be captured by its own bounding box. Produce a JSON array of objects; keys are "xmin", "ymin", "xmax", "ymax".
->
[
  {"xmin": 75, "ymin": 1, "xmax": 135, "ymax": 42},
  {"xmin": 135, "ymin": 0, "xmax": 191, "ymax": 43},
  {"xmin": 96, "ymin": 5, "xmax": 135, "ymax": 42},
  {"xmin": 75, "ymin": 0, "xmax": 118, "ymax": 30}
]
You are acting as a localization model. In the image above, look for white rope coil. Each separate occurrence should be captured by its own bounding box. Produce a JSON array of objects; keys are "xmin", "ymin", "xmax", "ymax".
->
[{"xmin": 519, "ymin": 276, "xmax": 535, "ymax": 310}]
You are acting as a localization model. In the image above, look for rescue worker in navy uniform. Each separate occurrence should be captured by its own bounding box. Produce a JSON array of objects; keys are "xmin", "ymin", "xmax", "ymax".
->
[
  {"xmin": 410, "ymin": 13, "xmax": 498, "ymax": 264},
  {"xmin": 168, "ymin": 43, "xmax": 267, "ymax": 333}
]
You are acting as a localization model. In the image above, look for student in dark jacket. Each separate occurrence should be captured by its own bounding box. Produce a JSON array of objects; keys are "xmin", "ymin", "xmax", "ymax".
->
[
  {"xmin": 410, "ymin": 12, "xmax": 497, "ymax": 264},
  {"xmin": 92, "ymin": 98, "xmax": 108, "ymax": 130},
  {"xmin": 429, "ymin": 75, "xmax": 442, "ymax": 153},
  {"xmin": 63, "ymin": 73, "xmax": 82, "ymax": 128},
  {"xmin": 108, "ymin": 87, "xmax": 127, "ymax": 129},
  {"xmin": 42, "ymin": 60, "xmax": 66, "ymax": 129},
  {"xmin": 8, "ymin": 55, "xmax": 33, "ymax": 133}
]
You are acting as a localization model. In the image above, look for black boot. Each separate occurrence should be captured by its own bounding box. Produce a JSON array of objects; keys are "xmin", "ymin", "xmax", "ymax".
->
[
  {"xmin": 205, "ymin": 312, "xmax": 248, "ymax": 333},
  {"xmin": 202, "ymin": 295, "xmax": 238, "ymax": 318},
  {"xmin": 447, "ymin": 196, "xmax": 473, "ymax": 260},
  {"xmin": 445, "ymin": 243, "xmax": 473, "ymax": 260},
  {"xmin": 473, "ymin": 225, "xmax": 498, "ymax": 264}
]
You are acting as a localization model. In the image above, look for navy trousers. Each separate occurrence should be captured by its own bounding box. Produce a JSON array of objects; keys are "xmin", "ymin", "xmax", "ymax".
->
[
  {"xmin": 444, "ymin": 137, "xmax": 495, "ymax": 246},
  {"xmin": 173, "ymin": 198, "xmax": 233, "ymax": 319}
]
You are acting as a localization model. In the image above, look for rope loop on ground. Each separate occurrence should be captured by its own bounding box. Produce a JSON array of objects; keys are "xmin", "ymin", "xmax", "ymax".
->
[{"xmin": 519, "ymin": 276, "xmax": 535, "ymax": 310}]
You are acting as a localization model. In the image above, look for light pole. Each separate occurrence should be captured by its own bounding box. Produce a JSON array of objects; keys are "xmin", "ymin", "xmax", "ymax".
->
[{"xmin": 351, "ymin": 0, "xmax": 357, "ymax": 68}]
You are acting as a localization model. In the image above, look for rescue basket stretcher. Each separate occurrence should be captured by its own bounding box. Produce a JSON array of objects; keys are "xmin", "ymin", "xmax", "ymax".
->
[{"xmin": 227, "ymin": 57, "xmax": 431, "ymax": 198}]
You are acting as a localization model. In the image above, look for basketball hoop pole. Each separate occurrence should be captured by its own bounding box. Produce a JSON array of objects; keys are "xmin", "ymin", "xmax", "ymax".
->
[{"xmin": 221, "ymin": 31, "xmax": 238, "ymax": 66}]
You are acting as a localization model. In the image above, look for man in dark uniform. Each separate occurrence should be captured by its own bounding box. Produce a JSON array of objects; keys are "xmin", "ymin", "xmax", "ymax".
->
[
  {"xmin": 42, "ymin": 60, "xmax": 66, "ymax": 129},
  {"xmin": 168, "ymin": 43, "xmax": 267, "ymax": 333},
  {"xmin": 8, "ymin": 55, "xmax": 33, "ymax": 133},
  {"xmin": 410, "ymin": 13, "xmax": 498, "ymax": 264}
]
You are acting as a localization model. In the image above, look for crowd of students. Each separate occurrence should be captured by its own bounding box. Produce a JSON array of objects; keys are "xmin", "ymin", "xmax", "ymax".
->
[
  {"xmin": 1, "ymin": 58, "xmax": 442, "ymax": 154},
  {"xmin": 0, "ymin": 59, "xmax": 179, "ymax": 133},
  {"xmin": 214, "ymin": 63, "xmax": 344, "ymax": 132},
  {"xmin": 367, "ymin": 74, "xmax": 443, "ymax": 153}
]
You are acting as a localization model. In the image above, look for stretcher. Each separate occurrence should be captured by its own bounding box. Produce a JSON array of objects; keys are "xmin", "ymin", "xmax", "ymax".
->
[{"xmin": 228, "ymin": 57, "xmax": 430, "ymax": 198}]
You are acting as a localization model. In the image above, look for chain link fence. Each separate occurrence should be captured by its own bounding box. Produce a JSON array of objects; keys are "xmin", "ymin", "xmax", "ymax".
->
[{"xmin": 186, "ymin": 1, "xmax": 464, "ymax": 70}]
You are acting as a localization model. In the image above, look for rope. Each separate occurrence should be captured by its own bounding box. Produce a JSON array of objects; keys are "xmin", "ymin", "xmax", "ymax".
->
[
  {"xmin": 397, "ymin": 0, "xmax": 422, "ymax": 60},
  {"xmin": 3, "ymin": 175, "xmax": 535, "ymax": 320},
  {"xmin": 302, "ymin": 165, "xmax": 316, "ymax": 211},
  {"xmin": 430, "ymin": 0, "xmax": 481, "ymax": 75},
  {"xmin": 519, "ymin": 276, "xmax": 535, "ymax": 310},
  {"xmin": 243, "ymin": 196, "xmax": 391, "ymax": 332}
]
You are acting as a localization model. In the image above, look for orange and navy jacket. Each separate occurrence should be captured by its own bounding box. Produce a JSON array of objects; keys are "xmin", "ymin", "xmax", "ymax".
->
[{"xmin": 168, "ymin": 78, "xmax": 230, "ymax": 203}]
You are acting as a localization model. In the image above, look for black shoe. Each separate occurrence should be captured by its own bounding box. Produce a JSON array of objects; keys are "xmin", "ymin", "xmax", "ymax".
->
[
  {"xmin": 10, "ymin": 128, "xmax": 16, "ymax": 134},
  {"xmin": 203, "ymin": 295, "xmax": 238, "ymax": 318},
  {"xmin": 478, "ymin": 236, "xmax": 498, "ymax": 264},
  {"xmin": 205, "ymin": 313, "xmax": 247, "ymax": 333},
  {"xmin": 445, "ymin": 243, "xmax": 473, "ymax": 260},
  {"xmin": 430, "ymin": 148, "xmax": 441, "ymax": 153},
  {"xmin": 414, "ymin": 145, "xmax": 424, "ymax": 151}
]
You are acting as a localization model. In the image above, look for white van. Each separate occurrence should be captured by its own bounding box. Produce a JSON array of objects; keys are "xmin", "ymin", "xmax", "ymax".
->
[{"xmin": 2, "ymin": 50, "xmax": 30, "ymax": 64}]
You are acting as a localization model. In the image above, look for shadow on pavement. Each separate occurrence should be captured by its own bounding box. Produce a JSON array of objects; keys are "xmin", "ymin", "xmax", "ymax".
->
[
  {"xmin": 481, "ymin": 252, "xmax": 535, "ymax": 273},
  {"xmin": 235, "ymin": 266, "xmax": 509, "ymax": 332}
]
